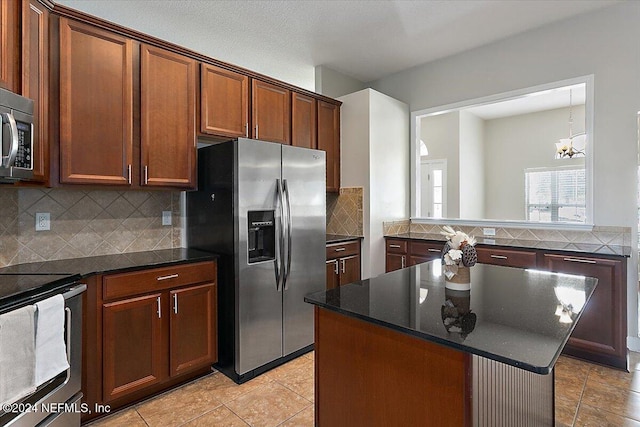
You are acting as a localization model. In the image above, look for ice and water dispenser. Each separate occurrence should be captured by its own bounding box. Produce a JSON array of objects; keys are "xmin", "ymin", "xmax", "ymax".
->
[{"xmin": 247, "ymin": 210, "xmax": 275, "ymax": 263}]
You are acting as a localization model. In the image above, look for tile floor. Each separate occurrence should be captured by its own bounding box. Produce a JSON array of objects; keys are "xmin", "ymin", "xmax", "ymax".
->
[{"xmin": 87, "ymin": 351, "xmax": 640, "ymax": 427}]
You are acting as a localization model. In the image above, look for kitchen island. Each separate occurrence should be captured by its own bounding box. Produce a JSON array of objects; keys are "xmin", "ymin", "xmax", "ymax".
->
[{"xmin": 305, "ymin": 261, "xmax": 597, "ymax": 426}]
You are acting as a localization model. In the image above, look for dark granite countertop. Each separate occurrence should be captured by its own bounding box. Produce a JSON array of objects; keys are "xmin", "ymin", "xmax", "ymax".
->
[
  {"xmin": 0, "ymin": 248, "xmax": 218, "ymax": 312},
  {"xmin": 385, "ymin": 232, "xmax": 632, "ymax": 257},
  {"xmin": 305, "ymin": 260, "xmax": 597, "ymax": 374},
  {"xmin": 326, "ymin": 234, "xmax": 363, "ymax": 244}
]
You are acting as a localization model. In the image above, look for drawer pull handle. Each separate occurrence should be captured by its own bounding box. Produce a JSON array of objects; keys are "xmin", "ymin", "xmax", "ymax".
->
[
  {"xmin": 389, "ymin": 244, "xmax": 401, "ymax": 248},
  {"xmin": 157, "ymin": 274, "xmax": 179, "ymax": 281},
  {"xmin": 490, "ymin": 255, "xmax": 508, "ymax": 260},
  {"xmin": 335, "ymin": 248, "xmax": 346, "ymax": 252},
  {"xmin": 563, "ymin": 257, "xmax": 597, "ymax": 264},
  {"xmin": 427, "ymin": 248, "xmax": 440, "ymax": 253}
]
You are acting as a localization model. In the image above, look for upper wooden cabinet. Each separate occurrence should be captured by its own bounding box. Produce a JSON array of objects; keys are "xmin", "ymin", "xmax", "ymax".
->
[
  {"xmin": 291, "ymin": 92, "xmax": 316, "ymax": 149},
  {"xmin": 59, "ymin": 18, "xmax": 133, "ymax": 185},
  {"xmin": 0, "ymin": 0, "xmax": 20, "ymax": 92},
  {"xmin": 140, "ymin": 44, "xmax": 196, "ymax": 188},
  {"xmin": 21, "ymin": 0, "xmax": 49, "ymax": 183},
  {"xmin": 251, "ymin": 79, "xmax": 290, "ymax": 144},
  {"xmin": 200, "ymin": 63, "xmax": 248, "ymax": 138},
  {"xmin": 317, "ymin": 100, "xmax": 340, "ymax": 192}
]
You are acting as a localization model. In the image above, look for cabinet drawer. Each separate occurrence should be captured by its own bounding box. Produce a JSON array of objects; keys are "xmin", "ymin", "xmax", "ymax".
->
[
  {"xmin": 476, "ymin": 247, "xmax": 537, "ymax": 269},
  {"xmin": 326, "ymin": 241, "xmax": 360, "ymax": 259},
  {"xmin": 386, "ymin": 239, "xmax": 408, "ymax": 255},
  {"xmin": 410, "ymin": 241, "xmax": 444, "ymax": 257},
  {"xmin": 103, "ymin": 261, "xmax": 216, "ymax": 301}
]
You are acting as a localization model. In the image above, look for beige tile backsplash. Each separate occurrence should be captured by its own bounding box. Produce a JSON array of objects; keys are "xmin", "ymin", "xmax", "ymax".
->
[
  {"xmin": 326, "ymin": 187, "xmax": 363, "ymax": 236},
  {"xmin": 0, "ymin": 188, "xmax": 183, "ymax": 267},
  {"xmin": 382, "ymin": 219, "xmax": 631, "ymax": 247}
]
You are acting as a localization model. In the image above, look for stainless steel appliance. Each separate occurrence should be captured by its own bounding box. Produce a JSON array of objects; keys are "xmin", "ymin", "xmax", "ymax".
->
[
  {"xmin": 187, "ymin": 138, "xmax": 326, "ymax": 383},
  {"xmin": 0, "ymin": 278, "xmax": 86, "ymax": 426},
  {"xmin": 0, "ymin": 88, "xmax": 34, "ymax": 182}
]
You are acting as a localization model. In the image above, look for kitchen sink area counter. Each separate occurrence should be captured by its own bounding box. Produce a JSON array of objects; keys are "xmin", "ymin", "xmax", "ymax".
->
[{"xmin": 305, "ymin": 260, "xmax": 597, "ymax": 426}]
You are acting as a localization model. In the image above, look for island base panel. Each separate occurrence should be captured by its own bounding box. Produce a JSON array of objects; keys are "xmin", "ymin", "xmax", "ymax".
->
[{"xmin": 314, "ymin": 307, "xmax": 471, "ymax": 427}]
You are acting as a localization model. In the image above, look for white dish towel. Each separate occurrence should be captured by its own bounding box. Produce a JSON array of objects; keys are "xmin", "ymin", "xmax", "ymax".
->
[
  {"xmin": 0, "ymin": 304, "xmax": 37, "ymax": 406},
  {"xmin": 34, "ymin": 295, "xmax": 69, "ymax": 387}
]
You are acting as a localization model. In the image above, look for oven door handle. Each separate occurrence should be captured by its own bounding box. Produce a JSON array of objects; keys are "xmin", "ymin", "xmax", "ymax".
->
[
  {"xmin": 62, "ymin": 284, "xmax": 87, "ymax": 300},
  {"xmin": 1, "ymin": 111, "xmax": 19, "ymax": 168}
]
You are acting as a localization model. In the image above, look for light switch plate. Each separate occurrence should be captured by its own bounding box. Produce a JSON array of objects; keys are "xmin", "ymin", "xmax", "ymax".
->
[
  {"xmin": 36, "ymin": 212, "xmax": 50, "ymax": 231},
  {"xmin": 483, "ymin": 227, "xmax": 496, "ymax": 236},
  {"xmin": 162, "ymin": 211, "xmax": 172, "ymax": 226}
]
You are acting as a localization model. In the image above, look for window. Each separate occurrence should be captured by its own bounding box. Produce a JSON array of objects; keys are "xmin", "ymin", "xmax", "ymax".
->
[{"xmin": 525, "ymin": 167, "xmax": 586, "ymax": 223}]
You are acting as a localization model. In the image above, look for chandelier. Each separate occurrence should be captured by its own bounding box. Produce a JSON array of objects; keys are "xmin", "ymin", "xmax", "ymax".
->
[{"xmin": 555, "ymin": 88, "xmax": 586, "ymax": 159}]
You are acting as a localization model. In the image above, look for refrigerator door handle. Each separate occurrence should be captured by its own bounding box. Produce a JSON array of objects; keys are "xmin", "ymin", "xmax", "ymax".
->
[
  {"xmin": 275, "ymin": 179, "xmax": 285, "ymax": 291},
  {"xmin": 283, "ymin": 179, "xmax": 292, "ymax": 290}
]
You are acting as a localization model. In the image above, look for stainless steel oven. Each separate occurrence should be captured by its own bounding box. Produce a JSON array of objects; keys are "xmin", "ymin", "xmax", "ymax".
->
[
  {"xmin": 0, "ymin": 282, "xmax": 86, "ymax": 427},
  {"xmin": 0, "ymin": 87, "xmax": 34, "ymax": 182}
]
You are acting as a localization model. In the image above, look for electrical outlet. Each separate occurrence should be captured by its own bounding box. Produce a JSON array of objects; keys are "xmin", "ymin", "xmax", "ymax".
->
[
  {"xmin": 162, "ymin": 211, "xmax": 172, "ymax": 226},
  {"xmin": 35, "ymin": 212, "xmax": 50, "ymax": 231},
  {"xmin": 483, "ymin": 228, "xmax": 496, "ymax": 236}
]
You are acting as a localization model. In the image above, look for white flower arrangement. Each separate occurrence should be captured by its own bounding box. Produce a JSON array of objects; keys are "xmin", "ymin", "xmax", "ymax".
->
[{"xmin": 440, "ymin": 226, "xmax": 478, "ymax": 279}]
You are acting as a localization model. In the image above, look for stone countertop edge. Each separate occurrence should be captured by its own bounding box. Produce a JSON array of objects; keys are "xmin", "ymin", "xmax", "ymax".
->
[
  {"xmin": 384, "ymin": 232, "xmax": 632, "ymax": 258},
  {"xmin": 326, "ymin": 234, "xmax": 364, "ymax": 244}
]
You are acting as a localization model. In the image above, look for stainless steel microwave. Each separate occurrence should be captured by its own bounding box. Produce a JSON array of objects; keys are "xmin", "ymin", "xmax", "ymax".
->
[{"xmin": 0, "ymin": 87, "xmax": 34, "ymax": 182}]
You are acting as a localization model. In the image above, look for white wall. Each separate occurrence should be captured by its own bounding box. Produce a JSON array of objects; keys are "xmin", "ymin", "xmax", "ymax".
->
[
  {"xmin": 315, "ymin": 66, "xmax": 367, "ymax": 99},
  {"xmin": 370, "ymin": 2, "xmax": 640, "ymax": 345},
  {"xmin": 340, "ymin": 89, "xmax": 409, "ymax": 279},
  {"xmin": 459, "ymin": 111, "xmax": 485, "ymax": 219}
]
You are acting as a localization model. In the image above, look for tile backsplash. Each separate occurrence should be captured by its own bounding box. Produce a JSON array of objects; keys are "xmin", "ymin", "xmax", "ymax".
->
[
  {"xmin": 0, "ymin": 188, "xmax": 182, "ymax": 267},
  {"xmin": 326, "ymin": 187, "xmax": 363, "ymax": 236}
]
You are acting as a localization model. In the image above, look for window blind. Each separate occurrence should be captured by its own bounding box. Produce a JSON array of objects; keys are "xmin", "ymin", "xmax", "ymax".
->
[{"xmin": 525, "ymin": 167, "xmax": 586, "ymax": 223}]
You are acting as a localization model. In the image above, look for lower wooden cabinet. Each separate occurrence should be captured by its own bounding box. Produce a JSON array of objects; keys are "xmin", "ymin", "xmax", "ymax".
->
[
  {"xmin": 326, "ymin": 239, "xmax": 361, "ymax": 289},
  {"xmin": 84, "ymin": 261, "xmax": 217, "ymax": 422},
  {"xmin": 476, "ymin": 246, "xmax": 537, "ymax": 268},
  {"xmin": 543, "ymin": 253, "xmax": 627, "ymax": 370}
]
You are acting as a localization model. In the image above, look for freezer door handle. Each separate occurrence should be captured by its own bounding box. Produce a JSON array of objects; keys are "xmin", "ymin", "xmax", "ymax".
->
[
  {"xmin": 275, "ymin": 179, "xmax": 285, "ymax": 291},
  {"xmin": 282, "ymin": 179, "xmax": 292, "ymax": 290}
]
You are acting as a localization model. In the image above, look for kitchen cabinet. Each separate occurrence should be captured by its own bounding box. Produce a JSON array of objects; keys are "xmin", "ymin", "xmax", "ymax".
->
[
  {"xmin": 326, "ymin": 239, "xmax": 361, "ymax": 289},
  {"xmin": 102, "ymin": 293, "xmax": 165, "ymax": 402},
  {"xmin": 476, "ymin": 246, "xmax": 537, "ymax": 268},
  {"xmin": 291, "ymin": 92, "xmax": 316, "ymax": 149},
  {"xmin": 409, "ymin": 241, "xmax": 444, "ymax": 266},
  {"xmin": 140, "ymin": 44, "xmax": 196, "ymax": 188},
  {"xmin": 21, "ymin": 0, "xmax": 49, "ymax": 183},
  {"xmin": 83, "ymin": 261, "xmax": 217, "ymax": 421},
  {"xmin": 543, "ymin": 253, "xmax": 627, "ymax": 370},
  {"xmin": 251, "ymin": 79, "xmax": 290, "ymax": 144},
  {"xmin": 59, "ymin": 18, "xmax": 133, "ymax": 185},
  {"xmin": 317, "ymin": 100, "xmax": 340, "ymax": 192},
  {"xmin": 385, "ymin": 238, "xmax": 408, "ymax": 272},
  {"xmin": 0, "ymin": 0, "xmax": 20, "ymax": 92},
  {"xmin": 200, "ymin": 63, "xmax": 248, "ymax": 138}
]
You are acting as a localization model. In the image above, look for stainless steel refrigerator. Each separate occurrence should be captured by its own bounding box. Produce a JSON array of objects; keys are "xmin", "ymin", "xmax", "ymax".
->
[{"xmin": 187, "ymin": 138, "xmax": 326, "ymax": 383}]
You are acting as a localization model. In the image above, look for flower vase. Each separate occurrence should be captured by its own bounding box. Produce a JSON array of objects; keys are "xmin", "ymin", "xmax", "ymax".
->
[{"xmin": 445, "ymin": 266, "xmax": 471, "ymax": 290}]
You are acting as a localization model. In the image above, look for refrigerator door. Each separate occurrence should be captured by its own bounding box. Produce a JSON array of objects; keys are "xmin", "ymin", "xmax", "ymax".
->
[
  {"xmin": 281, "ymin": 145, "xmax": 326, "ymax": 355},
  {"xmin": 236, "ymin": 138, "xmax": 284, "ymax": 375}
]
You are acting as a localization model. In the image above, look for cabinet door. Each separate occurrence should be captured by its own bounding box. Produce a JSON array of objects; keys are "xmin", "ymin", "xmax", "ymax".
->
[
  {"xmin": 317, "ymin": 100, "xmax": 340, "ymax": 192},
  {"xmin": 544, "ymin": 254, "xmax": 626, "ymax": 369},
  {"xmin": 59, "ymin": 18, "xmax": 133, "ymax": 185},
  {"xmin": 103, "ymin": 293, "xmax": 166, "ymax": 403},
  {"xmin": 326, "ymin": 259, "xmax": 339, "ymax": 290},
  {"xmin": 410, "ymin": 241, "xmax": 443, "ymax": 261},
  {"xmin": 339, "ymin": 255, "xmax": 360, "ymax": 286},
  {"xmin": 409, "ymin": 256, "xmax": 431, "ymax": 266},
  {"xmin": 21, "ymin": 0, "xmax": 48, "ymax": 183},
  {"xmin": 251, "ymin": 79, "xmax": 290, "ymax": 144},
  {"xmin": 0, "ymin": 0, "xmax": 20, "ymax": 92},
  {"xmin": 169, "ymin": 283, "xmax": 217, "ymax": 377},
  {"xmin": 291, "ymin": 92, "xmax": 316, "ymax": 149},
  {"xmin": 141, "ymin": 44, "xmax": 196, "ymax": 188},
  {"xmin": 386, "ymin": 253, "xmax": 406, "ymax": 273},
  {"xmin": 200, "ymin": 63, "xmax": 248, "ymax": 138}
]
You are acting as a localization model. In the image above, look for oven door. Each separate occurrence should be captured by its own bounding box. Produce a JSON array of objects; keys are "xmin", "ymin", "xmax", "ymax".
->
[{"xmin": 1, "ymin": 284, "xmax": 85, "ymax": 427}]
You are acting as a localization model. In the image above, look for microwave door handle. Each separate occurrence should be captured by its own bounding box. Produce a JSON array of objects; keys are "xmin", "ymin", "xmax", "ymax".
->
[{"xmin": 1, "ymin": 112, "xmax": 18, "ymax": 168}]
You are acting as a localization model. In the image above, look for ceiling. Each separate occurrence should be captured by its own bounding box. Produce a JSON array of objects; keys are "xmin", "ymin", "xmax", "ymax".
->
[{"xmin": 57, "ymin": 0, "xmax": 617, "ymax": 86}]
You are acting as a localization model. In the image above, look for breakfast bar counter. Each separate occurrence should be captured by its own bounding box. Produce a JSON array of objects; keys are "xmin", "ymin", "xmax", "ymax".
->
[{"xmin": 305, "ymin": 261, "xmax": 597, "ymax": 426}]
